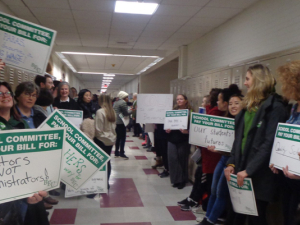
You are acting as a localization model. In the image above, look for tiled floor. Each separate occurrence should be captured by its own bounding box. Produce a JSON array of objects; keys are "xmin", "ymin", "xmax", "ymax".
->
[{"xmin": 48, "ymin": 132, "xmax": 203, "ymax": 225}]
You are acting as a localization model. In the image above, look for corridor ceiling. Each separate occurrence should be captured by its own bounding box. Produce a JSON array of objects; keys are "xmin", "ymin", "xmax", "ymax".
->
[{"xmin": 2, "ymin": 0, "xmax": 259, "ymax": 91}]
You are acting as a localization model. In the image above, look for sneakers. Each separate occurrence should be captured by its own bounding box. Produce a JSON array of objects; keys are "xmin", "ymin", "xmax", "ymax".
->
[
  {"xmin": 193, "ymin": 207, "xmax": 206, "ymax": 214},
  {"xmin": 198, "ymin": 218, "xmax": 214, "ymax": 225},
  {"xmin": 120, "ymin": 154, "xmax": 129, "ymax": 160},
  {"xmin": 159, "ymin": 170, "xmax": 169, "ymax": 178},
  {"xmin": 180, "ymin": 199, "xmax": 199, "ymax": 211},
  {"xmin": 177, "ymin": 198, "xmax": 189, "ymax": 206}
]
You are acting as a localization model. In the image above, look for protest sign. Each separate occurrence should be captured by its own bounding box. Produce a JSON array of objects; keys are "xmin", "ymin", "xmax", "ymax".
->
[
  {"xmin": 39, "ymin": 110, "xmax": 110, "ymax": 190},
  {"xmin": 228, "ymin": 174, "xmax": 258, "ymax": 216},
  {"xmin": 189, "ymin": 113, "xmax": 235, "ymax": 152},
  {"xmin": 0, "ymin": 128, "xmax": 65, "ymax": 204},
  {"xmin": 137, "ymin": 94, "xmax": 173, "ymax": 124},
  {"xmin": 0, "ymin": 12, "xmax": 56, "ymax": 75},
  {"xmin": 270, "ymin": 123, "xmax": 300, "ymax": 175},
  {"xmin": 119, "ymin": 113, "xmax": 129, "ymax": 126},
  {"xmin": 59, "ymin": 109, "xmax": 83, "ymax": 129},
  {"xmin": 164, "ymin": 109, "xmax": 189, "ymax": 130},
  {"xmin": 65, "ymin": 165, "xmax": 107, "ymax": 197}
]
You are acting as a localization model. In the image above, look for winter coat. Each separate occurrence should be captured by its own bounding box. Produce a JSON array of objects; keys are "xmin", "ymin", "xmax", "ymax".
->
[
  {"xmin": 53, "ymin": 97, "xmax": 80, "ymax": 110},
  {"xmin": 113, "ymin": 99, "xmax": 132, "ymax": 125}
]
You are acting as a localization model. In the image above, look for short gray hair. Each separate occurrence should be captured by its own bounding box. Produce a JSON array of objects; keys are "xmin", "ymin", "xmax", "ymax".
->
[
  {"xmin": 15, "ymin": 82, "xmax": 40, "ymax": 102},
  {"xmin": 57, "ymin": 81, "xmax": 72, "ymax": 99}
]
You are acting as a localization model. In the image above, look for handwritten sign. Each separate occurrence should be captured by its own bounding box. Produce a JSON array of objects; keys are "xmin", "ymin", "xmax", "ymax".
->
[
  {"xmin": 136, "ymin": 94, "xmax": 173, "ymax": 124},
  {"xmin": 0, "ymin": 128, "xmax": 65, "ymax": 204},
  {"xmin": 65, "ymin": 165, "xmax": 107, "ymax": 197},
  {"xmin": 164, "ymin": 109, "xmax": 189, "ymax": 130},
  {"xmin": 0, "ymin": 12, "xmax": 56, "ymax": 75},
  {"xmin": 270, "ymin": 123, "xmax": 300, "ymax": 175},
  {"xmin": 228, "ymin": 174, "xmax": 258, "ymax": 216},
  {"xmin": 39, "ymin": 110, "xmax": 110, "ymax": 190},
  {"xmin": 189, "ymin": 113, "xmax": 235, "ymax": 152},
  {"xmin": 59, "ymin": 109, "xmax": 83, "ymax": 129}
]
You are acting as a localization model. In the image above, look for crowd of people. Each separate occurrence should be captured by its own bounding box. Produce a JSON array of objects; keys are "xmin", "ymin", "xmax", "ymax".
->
[{"xmin": 0, "ymin": 59, "xmax": 300, "ymax": 224}]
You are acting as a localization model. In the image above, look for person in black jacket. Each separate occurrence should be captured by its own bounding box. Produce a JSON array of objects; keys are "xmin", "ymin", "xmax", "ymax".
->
[
  {"xmin": 53, "ymin": 81, "xmax": 79, "ymax": 110},
  {"xmin": 77, "ymin": 89, "xmax": 99, "ymax": 119},
  {"xmin": 224, "ymin": 64, "xmax": 289, "ymax": 225}
]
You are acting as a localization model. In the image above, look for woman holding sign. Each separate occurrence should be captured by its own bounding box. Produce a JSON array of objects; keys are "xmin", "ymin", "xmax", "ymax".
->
[
  {"xmin": 0, "ymin": 81, "xmax": 49, "ymax": 225},
  {"xmin": 166, "ymin": 94, "xmax": 192, "ymax": 189},
  {"xmin": 198, "ymin": 86, "xmax": 243, "ymax": 225},
  {"xmin": 270, "ymin": 61, "xmax": 300, "ymax": 225},
  {"xmin": 224, "ymin": 64, "xmax": 289, "ymax": 225}
]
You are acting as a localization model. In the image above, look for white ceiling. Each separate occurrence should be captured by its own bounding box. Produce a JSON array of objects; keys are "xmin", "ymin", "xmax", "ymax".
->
[{"xmin": 2, "ymin": 0, "xmax": 260, "ymax": 91}]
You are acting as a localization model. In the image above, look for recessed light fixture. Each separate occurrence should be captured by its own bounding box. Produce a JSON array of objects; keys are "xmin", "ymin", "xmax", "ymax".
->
[
  {"xmin": 103, "ymin": 77, "xmax": 114, "ymax": 79},
  {"xmin": 104, "ymin": 74, "xmax": 115, "ymax": 77},
  {"xmin": 62, "ymin": 52, "xmax": 159, "ymax": 58},
  {"xmin": 115, "ymin": 1, "xmax": 159, "ymax": 15}
]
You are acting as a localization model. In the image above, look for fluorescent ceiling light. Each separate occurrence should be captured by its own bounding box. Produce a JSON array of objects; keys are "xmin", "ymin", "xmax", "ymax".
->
[
  {"xmin": 136, "ymin": 57, "xmax": 164, "ymax": 75},
  {"xmin": 104, "ymin": 74, "xmax": 115, "ymax": 77},
  {"xmin": 79, "ymin": 71, "xmax": 134, "ymax": 75},
  {"xmin": 115, "ymin": 1, "xmax": 159, "ymax": 15},
  {"xmin": 80, "ymin": 72, "xmax": 105, "ymax": 75},
  {"xmin": 56, "ymin": 52, "xmax": 77, "ymax": 72},
  {"xmin": 103, "ymin": 81, "xmax": 112, "ymax": 83},
  {"xmin": 103, "ymin": 77, "xmax": 114, "ymax": 79},
  {"xmin": 62, "ymin": 52, "xmax": 159, "ymax": 58}
]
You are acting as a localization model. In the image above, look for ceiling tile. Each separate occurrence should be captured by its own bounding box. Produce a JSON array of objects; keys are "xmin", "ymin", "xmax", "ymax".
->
[
  {"xmin": 72, "ymin": 10, "xmax": 112, "ymax": 22},
  {"xmin": 141, "ymin": 31, "xmax": 174, "ymax": 38},
  {"xmin": 55, "ymin": 32, "xmax": 82, "ymax": 46},
  {"xmin": 20, "ymin": 16, "xmax": 40, "ymax": 24},
  {"xmin": 185, "ymin": 17, "xmax": 227, "ymax": 27},
  {"xmin": 195, "ymin": 7, "xmax": 242, "ymax": 19},
  {"xmin": 108, "ymin": 44, "xmax": 133, "ymax": 49},
  {"xmin": 149, "ymin": 15, "xmax": 190, "ymax": 26},
  {"xmin": 110, "ymin": 28, "xmax": 143, "ymax": 36},
  {"xmin": 109, "ymin": 35, "xmax": 139, "ymax": 43},
  {"xmin": 155, "ymin": 4, "xmax": 201, "ymax": 16},
  {"xmin": 85, "ymin": 56, "xmax": 106, "ymax": 69},
  {"xmin": 8, "ymin": 5, "xmax": 33, "ymax": 17},
  {"xmin": 161, "ymin": 0, "xmax": 210, "ymax": 6},
  {"xmin": 38, "ymin": 18, "xmax": 77, "ymax": 33},
  {"xmin": 77, "ymin": 26, "xmax": 110, "ymax": 35},
  {"xmin": 177, "ymin": 25, "xmax": 213, "ymax": 33},
  {"xmin": 171, "ymin": 32, "xmax": 204, "ymax": 39},
  {"xmin": 207, "ymin": 0, "xmax": 259, "ymax": 9},
  {"xmin": 145, "ymin": 23, "xmax": 181, "ymax": 32},
  {"xmin": 69, "ymin": 0, "xmax": 115, "ymax": 12},
  {"xmin": 112, "ymin": 14, "xmax": 151, "ymax": 24},
  {"xmin": 111, "ymin": 21, "xmax": 147, "ymax": 30},
  {"xmin": 136, "ymin": 36, "xmax": 167, "ymax": 44},
  {"xmin": 3, "ymin": 0, "xmax": 24, "ymax": 6},
  {"xmin": 31, "ymin": 8, "xmax": 73, "ymax": 19},
  {"xmin": 68, "ymin": 55, "xmax": 89, "ymax": 68},
  {"xmin": 24, "ymin": 0, "xmax": 70, "ymax": 9},
  {"xmin": 79, "ymin": 34, "xmax": 109, "ymax": 47}
]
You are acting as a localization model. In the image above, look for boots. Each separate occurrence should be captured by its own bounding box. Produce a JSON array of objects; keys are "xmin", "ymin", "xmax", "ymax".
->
[{"xmin": 152, "ymin": 157, "xmax": 163, "ymax": 169}]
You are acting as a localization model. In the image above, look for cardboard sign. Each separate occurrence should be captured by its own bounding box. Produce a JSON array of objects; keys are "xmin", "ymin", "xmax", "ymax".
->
[
  {"xmin": 228, "ymin": 174, "xmax": 258, "ymax": 216},
  {"xmin": 39, "ymin": 110, "xmax": 110, "ymax": 190},
  {"xmin": 270, "ymin": 123, "xmax": 300, "ymax": 175},
  {"xmin": 59, "ymin": 109, "xmax": 83, "ymax": 129},
  {"xmin": 136, "ymin": 94, "xmax": 173, "ymax": 124},
  {"xmin": 164, "ymin": 109, "xmax": 189, "ymax": 130},
  {"xmin": 65, "ymin": 165, "xmax": 107, "ymax": 197},
  {"xmin": 0, "ymin": 128, "xmax": 65, "ymax": 204},
  {"xmin": 189, "ymin": 113, "xmax": 235, "ymax": 152},
  {"xmin": 0, "ymin": 12, "xmax": 56, "ymax": 75}
]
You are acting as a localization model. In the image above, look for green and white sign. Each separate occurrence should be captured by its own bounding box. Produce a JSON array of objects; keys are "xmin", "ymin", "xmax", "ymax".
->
[
  {"xmin": 189, "ymin": 113, "xmax": 235, "ymax": 152},
  {"xmin": 59, "ymin": 109, "xmax": 83, "ymax": 129},
  {"xmin": 164, "ymin": 109, "xmax": 189, "ymax": 130},
  {"xmin": 0, "ymin": 12, "xmax": 56, "ymax": 75},
  {"xmin": 65, "ymin": 165, "xmax": 108, "ymax": 198},
  {"xmin": 228, "ymin": 174, "xmax": 258, "ymax": 216},
  {"xmin": 39, "ymin": 110, "xmax": 110, "ymax": 190},
  {"xmin": 0, "ymin": 128, "xmax": 65, "ymax": 204},
  {"xmin": 270, "ymin": 123, "xmax": 300, "ymax": 175}
]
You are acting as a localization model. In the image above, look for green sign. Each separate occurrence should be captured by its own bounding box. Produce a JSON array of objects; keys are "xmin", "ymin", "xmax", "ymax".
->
[
  {"xmin": 191, "ymin": 114, "xmax": 234, "ymax": 130},
  {"xmin": 59, "ymin": 110, "xmax": 83, "ymax": 119},
  {"xmin": 166, "ymin": 109, "xmax": 188, "ymax": 117},
  {"xmin": 229, "ymin": 175, "xmax": 252, "ymax": 191},
  {"xmin": 276, "ymin": 124, "xmax": 300, "ymax": 142}
]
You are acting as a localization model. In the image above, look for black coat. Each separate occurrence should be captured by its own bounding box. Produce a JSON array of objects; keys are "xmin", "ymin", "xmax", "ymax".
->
[
  {"xmin": 53, "ymin": 97, "xmax": 80, "ymax": 110},
  {"xmin": 32, "ymin": 108, "xmax": 47, "ymax": 128},
  {"xmin": 227, "ymin": 94, "xmax": 289, "ymax": 202}
]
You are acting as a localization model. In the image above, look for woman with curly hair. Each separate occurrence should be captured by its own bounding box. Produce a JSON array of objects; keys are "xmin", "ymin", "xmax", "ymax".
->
[{"xmin": 270, "ymin": 60, "xmax": 300, "ymax": 225}]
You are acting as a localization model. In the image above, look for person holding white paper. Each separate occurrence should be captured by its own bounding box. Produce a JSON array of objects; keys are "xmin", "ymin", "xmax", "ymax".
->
[
  {"xmin": 0, "ymin": 81, "xmax": 49, "ymax": 225},
  {"xmin": 269, "ymin": 61, "xmax": 300, "ymax": 225},
  {"xmin": 198, "ymin": 86, "xmax": 243, "ymax": 225},
  {"xmin": 224, "ymin": 64, "xmax": 289, "ymax": 225},
  {"xmin": 166, "ymin": 94, "xmax": 192, "ymax": 189}
]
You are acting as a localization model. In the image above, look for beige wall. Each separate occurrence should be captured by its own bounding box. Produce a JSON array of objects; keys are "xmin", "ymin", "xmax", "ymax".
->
[{"xmin": 140, "ymin": 59, "xmax": 178, "ymax": 94}]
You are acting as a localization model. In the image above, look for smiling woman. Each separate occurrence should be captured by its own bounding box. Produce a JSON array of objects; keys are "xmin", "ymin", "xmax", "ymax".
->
[{"xmin": 53, "ymin": 81, "xmax": 80, "ymax": 110}]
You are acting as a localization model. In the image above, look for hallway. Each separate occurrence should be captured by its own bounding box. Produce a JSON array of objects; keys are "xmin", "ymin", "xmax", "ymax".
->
[{"xmin": 47, "ymin": 132, "xmax": 202, "ymax": 225}]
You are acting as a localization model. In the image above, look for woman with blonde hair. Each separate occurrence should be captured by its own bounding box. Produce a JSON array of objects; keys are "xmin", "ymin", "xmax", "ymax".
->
[
  {"xmin": 94, "ymin": 94, "xmax": 116, "ymax": 190},
  {"xmin": 224, "ymin": 64, "xmax": 289, "ymax": 225},
  {"xmin": 269, "ymin": 60, "xmax": 300, "ymax": 225}
]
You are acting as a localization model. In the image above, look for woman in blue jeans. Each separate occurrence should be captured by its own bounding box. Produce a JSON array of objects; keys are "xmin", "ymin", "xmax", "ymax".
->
[{"xmin": 198, "ymin": 86, "xmax": 243, "ymax": 225}]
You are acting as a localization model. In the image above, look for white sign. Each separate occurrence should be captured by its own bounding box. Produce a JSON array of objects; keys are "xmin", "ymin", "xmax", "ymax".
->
[
  {"xmin": 0, "ymin": 12, "xmax": 56, "ymax": 75},
  {"xmin": 164, "ymin": 109, "xmax": 189, "ymax": 130},
  {"xmin": 59, "ymin": 109, "xmax": 83, "ymax": 129},
  {"xmin": 65, "ymin": 165, "xmax": 107, "ymax": 197},
  {"xmin": 0, "ymin": 128, "xmax": 65, "ymax": 204},
  {"xmin": 270, "ymin": 123, "xmax": 300, "ymax": 175},
  {"xmin": 136, "ymin": 94, "xmax": 173, "ymax": 124},
  {"xmin": 189, "ymin": 113, "xmax": 235, "ymax": 152},
  {"xmin": 228, "ymin": 174, "xmax": 258, "ymax": 216},
  {"xmin": 39, "ymin": 110, "xmax": 110, "ymax": 190},
  {"xmin": 119, "ymin": 113, "xmax": 129, "ymax": 126}
]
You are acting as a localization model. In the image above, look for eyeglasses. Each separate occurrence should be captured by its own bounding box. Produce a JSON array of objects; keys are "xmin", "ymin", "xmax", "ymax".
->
[
  {"xmin": 0, "ymin": 91, "xmax": 12, "ymax": 98},
  {"xmin": 23, "ymin": 92, "xmax": 37, "ymax": 98}
]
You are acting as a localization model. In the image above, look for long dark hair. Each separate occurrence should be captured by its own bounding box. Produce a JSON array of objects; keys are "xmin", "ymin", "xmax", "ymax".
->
[
  {"xmin": 0, "ymin": 82, "xmax": 20, "ymax": 120},
  {"xmin": 209, "ymin": 88, "xmax": 222, "ymax": 107}
]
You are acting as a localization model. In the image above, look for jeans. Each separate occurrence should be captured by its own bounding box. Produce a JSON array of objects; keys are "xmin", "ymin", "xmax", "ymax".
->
[
  {"xmin": 115, "ymin": 124, "xmax": 126, "ymax": 155},
  {"xmin": 94, "ymin": 137, "xmax": 112, "ymax": 187},
  {"xmin": 206, "ymin": 156, "xmax": 230, "ymax": 223}
]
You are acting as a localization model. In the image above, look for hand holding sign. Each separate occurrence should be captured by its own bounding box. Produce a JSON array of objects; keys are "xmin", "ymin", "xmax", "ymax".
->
[{"xmin": 27, "ymin": 191, "xmax": 47, "ymax": 204}]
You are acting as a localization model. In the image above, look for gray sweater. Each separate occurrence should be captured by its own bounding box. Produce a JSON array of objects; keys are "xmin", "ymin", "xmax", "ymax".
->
[{"xmin": 113, "ymin": 99, "xmax": 132, "ymax": 124}]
